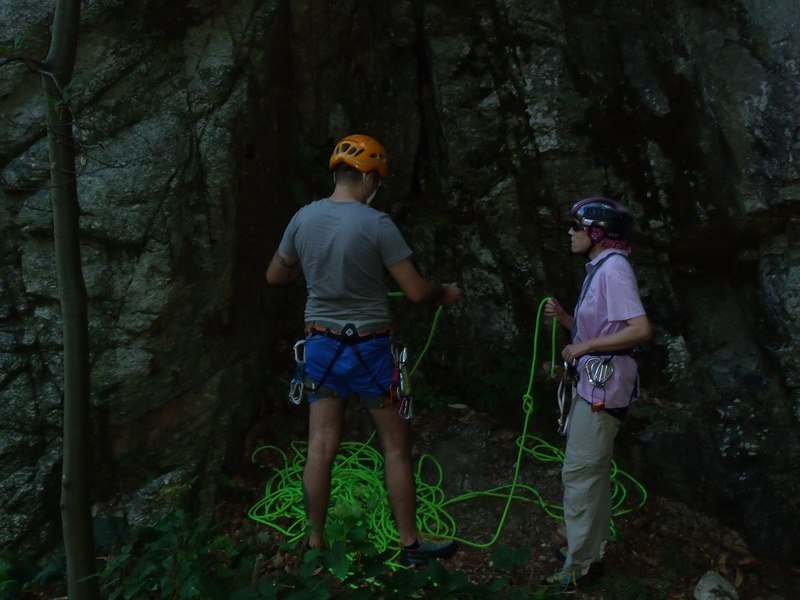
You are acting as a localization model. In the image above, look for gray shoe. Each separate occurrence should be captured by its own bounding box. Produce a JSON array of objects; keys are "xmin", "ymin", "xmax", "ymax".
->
[{"xmin": 400, "ymin": 538, "xmax": 459, "ymax": 566}]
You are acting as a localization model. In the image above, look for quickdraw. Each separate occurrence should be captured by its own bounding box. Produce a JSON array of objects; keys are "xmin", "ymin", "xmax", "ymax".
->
[
  {"xmin": 288, "ymin": 340, "xmax": 306, "ymax": 405},
  {"xmin": 391, "ymin": 344, "xmax": 413, "ymax": 420},
  {"xmin": 557, "ymin": 360, "xmax": 575, "ymax": 436}
]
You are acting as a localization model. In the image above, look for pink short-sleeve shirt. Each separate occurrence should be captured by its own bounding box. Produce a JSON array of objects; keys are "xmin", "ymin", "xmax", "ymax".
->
[{"xmin": 573, "ymin": 249, "xmax": 646, "ymax": 409}]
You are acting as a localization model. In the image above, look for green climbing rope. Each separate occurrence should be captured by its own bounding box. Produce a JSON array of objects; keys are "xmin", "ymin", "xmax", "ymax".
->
[{"xmin": 248, "ymin": 295, "xmax": 648, "ymax": 561}]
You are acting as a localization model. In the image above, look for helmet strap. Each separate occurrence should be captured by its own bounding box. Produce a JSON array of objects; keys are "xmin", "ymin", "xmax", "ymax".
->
[
  {"xmin": 361, "ymin": 172, "xmax": 369, "ymax": 203},
  {"xmin": 362, "ymin": 172, "xmax": 380, "ymax": 205}
]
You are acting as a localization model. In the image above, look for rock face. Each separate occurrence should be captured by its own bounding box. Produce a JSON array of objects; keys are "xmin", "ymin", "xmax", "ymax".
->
[{"xmin": 1, "ymin": 0, "xmax": 798, "ymax": 560}]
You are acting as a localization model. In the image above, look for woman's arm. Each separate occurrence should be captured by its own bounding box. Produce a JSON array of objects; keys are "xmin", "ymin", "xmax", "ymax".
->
[{"xmin": 561, "ymin": 314, "xmax": 651, "ymax": 362}]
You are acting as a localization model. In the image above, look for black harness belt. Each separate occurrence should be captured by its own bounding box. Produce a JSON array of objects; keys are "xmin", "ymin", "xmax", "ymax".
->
[{"xmin": 305, "ymin": 323, "xmax": 393, "ymax": 343}]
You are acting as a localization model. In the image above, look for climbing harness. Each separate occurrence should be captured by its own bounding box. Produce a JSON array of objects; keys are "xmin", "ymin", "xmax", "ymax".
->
[
  {"xmin": 287, "ymin": 322, "xmax": 413, "ymax": 419},
  {"xmin": 557, "ymin": 360, "xmax": 576, "ymax": 436},
  {"xmin": 557, "ymin": 354, "xmax": 621, "ymax": 426},
  {"xmin": 307, "ymin": 324, "xmax": 391, "ymax": 399}
]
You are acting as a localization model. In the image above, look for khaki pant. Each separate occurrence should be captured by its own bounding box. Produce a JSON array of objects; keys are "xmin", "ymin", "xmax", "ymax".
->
[{"xmin": 561, "ymin": 394, "xmax": 620, "ymax": 572}]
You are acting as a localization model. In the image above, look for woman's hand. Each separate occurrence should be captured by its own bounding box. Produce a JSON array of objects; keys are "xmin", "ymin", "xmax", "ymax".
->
[
  {"xmin": 544, "ymin": 298, "xmax": 574, "ymax": 330},
  {"xmin": 561, "ymin": 315, "xmax": 651, "ymax": 361},
  {"xmin": 561, "ymin": 342, "xmax": 590, "ymax": 362},
  {"xmin": 543, "ymin": 298, "xmax": 562, "ymax": 319}
]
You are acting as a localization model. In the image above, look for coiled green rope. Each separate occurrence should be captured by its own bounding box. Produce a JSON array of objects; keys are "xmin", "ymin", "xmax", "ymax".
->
[{"xmin": 248, "ymin": 296, "xmax": 647, "ymax": 557}]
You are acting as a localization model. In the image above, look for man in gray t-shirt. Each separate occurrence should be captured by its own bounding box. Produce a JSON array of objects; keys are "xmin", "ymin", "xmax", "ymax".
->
[
  {"xmin": 278, "ymin": 198, "xmax": 412, "ymax": 330},
  {"xmin": 266, "ymin": 134, "xmax": 461, "ymax": 565}
]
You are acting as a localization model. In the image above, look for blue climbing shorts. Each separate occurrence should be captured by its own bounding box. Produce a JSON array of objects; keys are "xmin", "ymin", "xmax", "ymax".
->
[{"xmin": 303, "ymin": 334, "xmax": 394, "ymax": 407}]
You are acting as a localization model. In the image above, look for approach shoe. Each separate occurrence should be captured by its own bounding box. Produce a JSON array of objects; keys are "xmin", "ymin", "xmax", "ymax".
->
[
  {"xmin": 541, "ymin": 563, "xmax": 603, "ymax": 590},
  {"xmin": 399, "ymin": 537, "xmax": 459, "ymax": 567}
]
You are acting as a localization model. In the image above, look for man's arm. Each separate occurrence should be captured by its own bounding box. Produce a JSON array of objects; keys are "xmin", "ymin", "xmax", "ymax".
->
[
  {"xmin": 386, "ymin": 258, "xmax": 460, "ymax": 305},
  {"xmin": 266, "ymin": 250, "xmax": 301, "ymax": 285}
]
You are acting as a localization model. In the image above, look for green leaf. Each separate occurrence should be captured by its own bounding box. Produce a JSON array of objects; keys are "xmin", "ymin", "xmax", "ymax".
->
[
  {"xmin": 488, "ymin": 576, "xmax": 510, "ymax": 592},
  {"xmin": 426, "ymin": 559, "xmax": 449, "ymax": 585},
  {"xmin": 93, "ymin": 516, "xmax": 130, "ymax": 549},
  {"xmin": 228, "ymin": 587, "xmax": 261, "ymax": 600},
  {"xmin": 324, "ymin": 546, "xmax": 352, "ymax": 580},
  {"xmin": 491, "ymin": 543, "xmax": 531, "ymax": 570}
]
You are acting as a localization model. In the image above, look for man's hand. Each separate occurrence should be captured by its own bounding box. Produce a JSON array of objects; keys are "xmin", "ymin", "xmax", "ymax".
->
[
  {"xmin": 440, "ymin": 283, "xmax": 461, "ymax": 306},
  {"xmin": 387, "ymin": 259, "xmax": 462, "ymax": 305}
]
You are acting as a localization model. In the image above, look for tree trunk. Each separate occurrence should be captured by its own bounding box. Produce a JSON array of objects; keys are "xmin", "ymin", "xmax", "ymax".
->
[{"xmin": 41, "ymin": 1, "xmax": 100, "ymax": 598}]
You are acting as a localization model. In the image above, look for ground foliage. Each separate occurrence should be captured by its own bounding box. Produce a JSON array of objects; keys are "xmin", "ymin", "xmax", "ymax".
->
[
  {"xmin": 241, "ymin": 401, "xmax": 799, "ymax": 599},
  {"xmin": 3, "ymin": 402, "xmax": 799, "ymax": 599}
]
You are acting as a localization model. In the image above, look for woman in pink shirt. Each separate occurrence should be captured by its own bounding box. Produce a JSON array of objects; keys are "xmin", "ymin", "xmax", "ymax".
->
[{"xmin": 542, "ymin": 198, "xmax": 652, "ymax": 590}]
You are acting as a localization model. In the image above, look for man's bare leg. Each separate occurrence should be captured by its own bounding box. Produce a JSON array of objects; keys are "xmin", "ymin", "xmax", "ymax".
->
[
  {"xmin": 303, "ymin": 396, "xmax": 346, "ymax": 548},
  {"xmin": 368, "ymin": 404, "xmax": 417, "ymax": 546}
]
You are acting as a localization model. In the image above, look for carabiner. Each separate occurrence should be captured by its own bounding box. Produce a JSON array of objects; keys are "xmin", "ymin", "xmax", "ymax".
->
[
  {"xmin": 289, "ymin": 379, "xmax": 304, "ymax": 405},
  {"xmin": 293, "ymin": 340, "xmax": 305, "ymax": 362},
  {"xmin": 584, "ymin": 357, "xmax": 614, "ymax": 387},
  {"xmin": 399, "ymin": 396, "xmax": 413, "ymax": 420}
]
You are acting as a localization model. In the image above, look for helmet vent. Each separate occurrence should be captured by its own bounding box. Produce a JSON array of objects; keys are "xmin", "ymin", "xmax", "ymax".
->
[{"xmin": 339, "ymin": 142, "xmax": 364, "ymax": 157}]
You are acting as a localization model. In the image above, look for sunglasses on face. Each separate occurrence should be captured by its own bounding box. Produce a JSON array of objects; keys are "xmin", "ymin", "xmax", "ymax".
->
[{"xmin": 570, "ymin": 221, "xmax": 585, "ymax": 232}]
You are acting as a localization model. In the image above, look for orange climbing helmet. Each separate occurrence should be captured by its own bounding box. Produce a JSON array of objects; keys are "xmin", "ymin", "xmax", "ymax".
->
[{"xmin": 329, "ymin": 134, "xmax": 388, "ymax": 180}]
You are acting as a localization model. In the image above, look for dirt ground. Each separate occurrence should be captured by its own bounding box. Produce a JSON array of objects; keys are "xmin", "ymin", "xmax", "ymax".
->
[{"xmin": 245, "ymin": 399, "xmax": 800, "ymax": 599}]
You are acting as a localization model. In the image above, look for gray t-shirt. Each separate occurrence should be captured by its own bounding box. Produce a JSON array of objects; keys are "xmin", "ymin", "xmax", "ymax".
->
[{"xmin": 278, "ymin": 198, "xmax": 413, "ymax": 329}]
